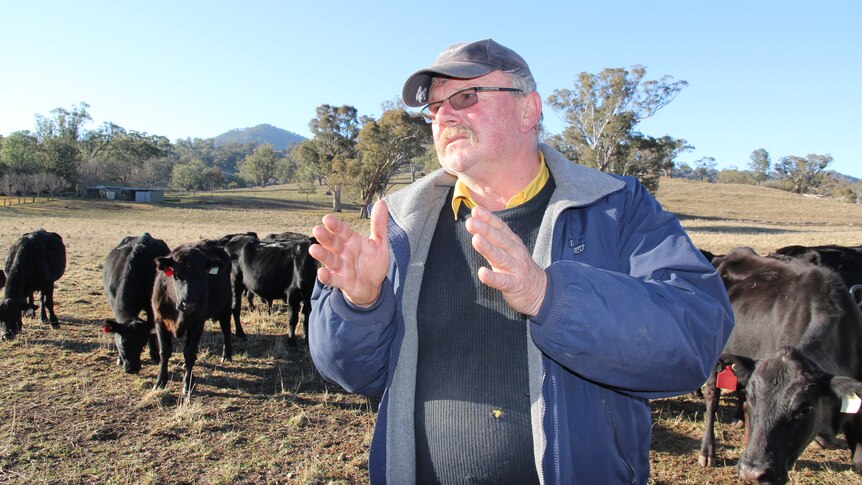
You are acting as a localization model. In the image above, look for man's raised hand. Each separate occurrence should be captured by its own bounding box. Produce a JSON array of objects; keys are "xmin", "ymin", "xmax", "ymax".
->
[
  {"xmin": 465, "ymin": 206, "xmax": 547, "ymax": 317},
  {"xmin": 309, "ymin": 200, "xmax": 390, "ymax": 307}
]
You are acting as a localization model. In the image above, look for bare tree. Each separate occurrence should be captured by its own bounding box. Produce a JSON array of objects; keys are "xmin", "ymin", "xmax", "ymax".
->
[
  {"xmin": 26, "ymin": 173, "xmax": 43, "ymax": 202},
  {"xmin": 0, "ymin": 174, "xmax": 14, "ymax": 206},
  {"xmin": 10, "ymin": 173, "xmax": 26, "ymax": 203},
  {"xmin": 129, "ymin": 157, "xmax": 171, "ymax": 188},
  {"xmin": 43, "ymin": 173, "xmax": 67, "ymax": 200},
  {"xmin": 77, "ymin": 158, "xmax": 103, "ymax": 195}
]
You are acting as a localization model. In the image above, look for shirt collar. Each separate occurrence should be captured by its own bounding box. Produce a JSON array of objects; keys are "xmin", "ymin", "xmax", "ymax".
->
[{"xmin": 451, "ymin": 152, "xmax": 549, "ymax": 219}]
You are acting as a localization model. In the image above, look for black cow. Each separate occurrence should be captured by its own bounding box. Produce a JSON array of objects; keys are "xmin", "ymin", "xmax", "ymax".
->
[
  {"xmin": 0, "ymin": 230, "xmax": 66, "ymax": 339},
  {"xmin": 101, "ymin": 233, "xmax": 170, "ymax": 373},
  {"xmin": 224, "ymin": 232, "xmax": 317, "ymax": 346},
  {"xmin": 770, "ymin": 244, "xmax": 862, "ymax": 305},
  {"xmin": 152, "ymin": 242, "xmax": 233, "ymax": 396},
  {"xmin": 262, "ymin": 231, "xmax": 312, "ymax": 244},
  {"xmin": 212, "ymin": 233, "xmax": 259, "ymax": 331},
  {"xmin": 698, "ymin": 246, "xmax": 862, "ymax": 483}
]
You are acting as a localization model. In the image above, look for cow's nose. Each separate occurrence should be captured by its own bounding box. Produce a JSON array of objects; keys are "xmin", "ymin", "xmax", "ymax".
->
[{"xmin": 738, "ymin": 463, "xmax": 785, "ymax": 484}]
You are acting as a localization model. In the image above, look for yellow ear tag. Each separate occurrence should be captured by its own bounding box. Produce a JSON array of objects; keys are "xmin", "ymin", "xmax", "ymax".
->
[{"xmin": 841, "ymin": 393, "xmax": 861, "ymax": 414}]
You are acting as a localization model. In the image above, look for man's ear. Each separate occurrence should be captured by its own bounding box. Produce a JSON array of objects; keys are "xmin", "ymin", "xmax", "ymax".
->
[{"xmin": 519, "ymin": 91, "xmax": 543, "ymax": 134}]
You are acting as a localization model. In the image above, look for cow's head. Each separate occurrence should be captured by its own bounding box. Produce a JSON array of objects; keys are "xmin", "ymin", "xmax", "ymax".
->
[
  {"xmin": 728, "ymin": 347, "xmax": 862, "ymax": 484},
  {"xmin": 156, "ymin": 249, "xmax": 223, "ymax": 317},
  {"xmin": 103, "ymin": 318, "xmax": 153, "ymax": 374},
  {"xmin": 0, "ymin": 298, "xmax": 23, "ymax": 340}
]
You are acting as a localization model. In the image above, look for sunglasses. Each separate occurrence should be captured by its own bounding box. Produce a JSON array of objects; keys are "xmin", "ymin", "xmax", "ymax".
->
[{"xmin": 421, "ymin": 86, "xmax": 523, "ymax": 122}]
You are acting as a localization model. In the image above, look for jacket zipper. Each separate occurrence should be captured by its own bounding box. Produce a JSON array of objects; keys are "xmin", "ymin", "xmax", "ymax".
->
[{"xmin": 550, "ymin": 371, "xmax": 561, "ymax": 484}]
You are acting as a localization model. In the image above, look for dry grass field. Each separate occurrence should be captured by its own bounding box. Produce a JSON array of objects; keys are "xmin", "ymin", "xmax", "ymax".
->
[{"xmin": 0, "ymin": 177, "xmax": 861, "ymax": 484}]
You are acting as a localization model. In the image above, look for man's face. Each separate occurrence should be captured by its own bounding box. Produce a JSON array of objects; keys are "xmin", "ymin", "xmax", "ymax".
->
[{"xmin": 429, "ymin": 71, "xmax": 524, "ymax": 178}]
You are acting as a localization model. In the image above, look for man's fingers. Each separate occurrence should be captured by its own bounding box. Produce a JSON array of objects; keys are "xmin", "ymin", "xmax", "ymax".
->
[
  {"xmin": 477, "ymin": 266, "xmax": 511, "ymax": 291},
  {"xmin": 471, "ymin": 234, "xmax": 512, "ymax": 271},
  {"xmin": 467, "ymin": 207, "xmax": 518, "ymax": 250},
  {"xmin": 369, "ymin": 200, "xmax": 389, "ymax": 243},
  {"xmin": 309, "ymin": 243, "xmax": 339, "ymax": 271},
  {"xmin": 316, "ymin": 266, "xmax": 333, "ymax": 286}
]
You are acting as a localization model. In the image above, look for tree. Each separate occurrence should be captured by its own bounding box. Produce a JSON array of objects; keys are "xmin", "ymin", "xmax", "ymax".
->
[
  {"xmin": 42, "ymin": 136, "xmax": 80, "ymax": 185},
  {"xmin": 748, "ymin": 148, "xmax": 771, "ymax": 185},
  {"xmin": 773, "ymin": 154, "xmax": 832, "ymax": 194},
  {"xmin": 546, "ymin": 66, "xmax": 688, "ymax": 187},
  {"xmin": 20, "ymin": 173, "xmax": 39, "ymax": 202},
  {"xmin": 31, "ymin": 173, "xmax": 51, "ymax": 201},
  {"xmin": 294, "ymin": 105, "xmax": 362, "ymax": 212},
  {"xmin": 351, "ymin": 109, "xmax": 431, "ymax": 217},
  {"xmin": 42, "ymin": 173, "xmax": 67, "ymax": 199},
  {"xmin": 239, "ymin": 144, "xmax": 278, "ymax": 187},
  {"xmin": 693, "ymin": 157, "xmax": 718, "ymax": 183},
  {"xmin": 34, "ymin": 102, "xmax": 92, "ymax": 142},
  {"xmin": 202, "ymin": 167, "xmax": 225, "ymax": 193},
  {"xmin": 129, "ymin": 157, "xmax": 173, "ymax": 188},
  {"xmin": 0, "ymin": 174, "xmax": 16, "ymax": 204},
  {"xmin": 77, "ymin": 158, "xmax": 104, "ymax": 195},
  {"xmin": 616, "ymin": 135, "xmax": 690, "ymax": 192},
  {"xmin": 297, "ymin": 179, "xmax": 317, "ymax": 202},
  {"xmin": 0, "ymin": 131, "xmax": 43, "ymax": 174},
  {"xmin": 717, "ymin": 168, "xmax": 757, "ymax": 185},
  {"xmin": 99, "ymin": 130, "xmax": 171, "ymax": 185},
  {"xmin": 275, "ymin": 155, "xmax": 298, "ymax": 184},
  {"xmin": 171, "ymin": 160, "xmax": 206, "ymax": 195}
]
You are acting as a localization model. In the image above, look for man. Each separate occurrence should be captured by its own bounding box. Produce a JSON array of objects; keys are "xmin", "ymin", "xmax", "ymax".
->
[{"xmin": 309, "ymin": 39, "xmax": 734, "ymax": 484}]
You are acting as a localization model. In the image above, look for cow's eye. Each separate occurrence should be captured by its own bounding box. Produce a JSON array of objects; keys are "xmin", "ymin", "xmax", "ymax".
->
[{"xmin": 796, "ymin": 404, "xmax": 814, "ymax": 417}]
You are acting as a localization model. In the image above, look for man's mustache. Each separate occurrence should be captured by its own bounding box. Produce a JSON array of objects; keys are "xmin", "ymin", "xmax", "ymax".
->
[{"xmin": 438, "ymin": 125, "xmax": 478, "ymax": 146}]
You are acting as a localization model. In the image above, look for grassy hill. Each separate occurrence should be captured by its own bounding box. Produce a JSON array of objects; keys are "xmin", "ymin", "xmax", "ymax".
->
[
  {"xmin": 212, "ymin": 123, "xmax": 306, "ymax": 150},
  {"xmin": 655, "ymin": 177, "xmax": 862, "ymax": 255}
]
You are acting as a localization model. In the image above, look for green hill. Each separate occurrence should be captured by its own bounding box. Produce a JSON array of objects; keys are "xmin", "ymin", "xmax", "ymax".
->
[{"xmin": 213, "ymin": 123, "xmax": 306, "ymax": 150}]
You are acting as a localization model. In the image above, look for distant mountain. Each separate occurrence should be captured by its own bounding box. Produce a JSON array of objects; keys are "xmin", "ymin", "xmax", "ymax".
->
[
  {"xmin": 213, "ymin": 124, "xmax": 306, "ymax": 150},
  {"xmin": 827, "ymin": 170, "xmax": 859, "ymax": 184}
]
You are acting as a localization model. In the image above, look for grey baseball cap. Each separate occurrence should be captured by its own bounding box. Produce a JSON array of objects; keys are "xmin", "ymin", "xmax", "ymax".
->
[{"xmin": 401, "ymin": 39, "xmax": 533, "ymax": 107}]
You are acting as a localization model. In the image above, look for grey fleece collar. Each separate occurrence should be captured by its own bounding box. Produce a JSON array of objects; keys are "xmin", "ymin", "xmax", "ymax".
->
[{"xmin": 386, "ymin": 143, "xmax": 625, "ymax": 226}]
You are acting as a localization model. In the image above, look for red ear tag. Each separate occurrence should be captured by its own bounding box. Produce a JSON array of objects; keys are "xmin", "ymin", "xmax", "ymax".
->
[
  {"xmin": 164, "ymin": 267, "xmax": 174, "ymax": 277},
  {"xmin": 103, "ymin": 325, "xmax": 111, "ymax": 333},
  {"xmin": 716, "ymin": 365, "xmax": 738, "ymax": 391}
]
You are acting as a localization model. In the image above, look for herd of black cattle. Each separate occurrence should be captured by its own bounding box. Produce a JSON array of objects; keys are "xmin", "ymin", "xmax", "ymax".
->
[
  {"xmin": 0, "ymin": 229, "xmax": 317, "ymax": 397},
  {"xmin": 1, "ymin": 228, "xmax": 862, "ymax": 484}
]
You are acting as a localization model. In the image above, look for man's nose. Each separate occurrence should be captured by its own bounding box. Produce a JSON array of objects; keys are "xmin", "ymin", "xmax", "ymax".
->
[{"xmin": 433, "ymin": 99, "xmax": 461, "ymax": 124}]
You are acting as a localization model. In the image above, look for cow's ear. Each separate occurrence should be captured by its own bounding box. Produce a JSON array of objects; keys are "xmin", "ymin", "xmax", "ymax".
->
[
  {"xmin": 130, "ymin": 319, "xmax": 154, "ymax": 332},
  {"xmin": 829, "ymin": 376, "xmax": 862, "ymax": 405},
  {"xmin": 103, "ymin": 319, "xmax": 123, "ymax": 334},
  {"xmin": 206, "ymin": 258, "xmax": 224, "ymax": 275},
  {"xmin": 156, "ymin": 257, "xmax": 174, "ymax": 273},
  {"xmin": 719, "ymin": 353, "xmax": 756, "ymax": 388}
]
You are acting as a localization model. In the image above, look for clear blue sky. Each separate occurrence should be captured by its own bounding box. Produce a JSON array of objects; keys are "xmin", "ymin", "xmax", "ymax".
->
[{"xmin": 2, "ymin": 1, "xmax": 860, "ymax": 178}]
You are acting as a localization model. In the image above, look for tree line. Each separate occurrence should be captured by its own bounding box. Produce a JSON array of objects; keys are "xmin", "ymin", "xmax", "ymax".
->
[{"xmin": 2, "ymin": 66, "xmax": 858, "ymax": 213}]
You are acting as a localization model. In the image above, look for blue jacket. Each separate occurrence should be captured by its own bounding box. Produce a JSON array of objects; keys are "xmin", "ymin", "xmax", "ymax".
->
[{"xmin": 310, "ymin": 144, "xmax": 734, "ymax": 484}]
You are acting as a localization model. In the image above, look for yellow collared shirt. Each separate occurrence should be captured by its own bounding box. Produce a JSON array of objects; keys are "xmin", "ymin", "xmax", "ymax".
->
[{"xmin": 451, "ymin": 153, "xmax": 549, "ymax": 219}]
